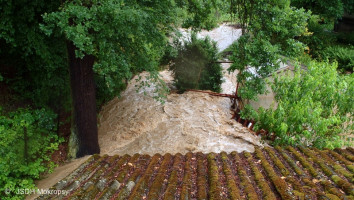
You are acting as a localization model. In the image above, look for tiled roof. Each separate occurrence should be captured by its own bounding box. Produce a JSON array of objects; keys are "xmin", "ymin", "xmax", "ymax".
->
[{"xmin": 36, "ymin": 146, "xmax": 354, "ymax": 200}]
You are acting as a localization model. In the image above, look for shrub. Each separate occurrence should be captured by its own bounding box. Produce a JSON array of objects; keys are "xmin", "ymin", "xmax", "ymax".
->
[
  {"xmin": 336, "ymin": 31, "xmax": 354, "ymax": 45},
  {"xmin": 321, "ymin": 45, "xmax": 354, "ymax": 72},
  {"xmin": 299, "ymin": 15, "xmax": 337, "ymax": 58},
  {"xmin": 159, "ymin": 41, "xmax": 179, "ymax": 66},
  {"xmin": 0, "ymin": 108, "xmax": 62, "ymax": 199},
  {"xmin": 255, "ymin": 61, "xmax": 353, "ymax": 149},
  {"xmin": 170, "ymin": 33, "xmax": 223, "ymax": 92}
]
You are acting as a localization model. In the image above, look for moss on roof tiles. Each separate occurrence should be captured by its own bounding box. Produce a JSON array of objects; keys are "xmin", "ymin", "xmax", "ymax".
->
[
  {"xmin": 196, "ymin": 152, "xmax": 209, "ymax": 200},
  {"xmin": 163, "ymin": 153, "xmax": 184, "ymax": 200},
  {"xmin": 179, "ymin": 152, "xmax": 195, "ymax": 200},
  {"xmin": 220, "ymin": 152, "xmax": 241, "ymax": 200},
  {"xmin": 314, "ymin": 148, "xmax": 354, "ymax": 183},
  {"xmin": 232, "ymin": 151, "xmax": 259, "ymax": 200},
  {"xmin": 147, "ymin": 153, "xmax": 173, "ymax": 199},
  {"xmin": 244, "ymin": 151, "xmax": 276, "ymax": 200},
  {"xmin": 127, "ymin": 154, "xmax": 161, "ymax": 200},
  {"xmin": 36, "ymin": 147, "xmax": 354, "ymax": 200},
  {"xmin": 207, "ymin": 153, "xmax": 223, "ymax": 200},
  {"xmin": 255, "ymin": 148, "xmax": 293, "ymax": 200},
  {"xmin": 287, "ymin": 146, "xmax": 319, "ymax": 178}
]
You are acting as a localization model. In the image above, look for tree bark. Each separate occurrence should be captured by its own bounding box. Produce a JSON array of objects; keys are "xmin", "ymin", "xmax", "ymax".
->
[{"xmin": 67, "ymin": 41, "xmax": 100, "ymax": 158}]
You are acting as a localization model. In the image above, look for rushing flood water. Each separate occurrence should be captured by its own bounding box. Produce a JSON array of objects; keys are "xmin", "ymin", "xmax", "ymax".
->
[
  {"xmin": 97, "ymin": 24, "xmax": 262, "ymax": 156},
  {"xmin": 180, "ymin": 24, "xmax": 242, "ymax": 52}
]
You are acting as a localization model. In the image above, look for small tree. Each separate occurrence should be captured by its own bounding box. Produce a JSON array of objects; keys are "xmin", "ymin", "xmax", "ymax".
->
[
  {"xmin": 0, "ymin": 108, "xmax": 61, "ymax": 199},
  {"xmin": 256, "ymin": 61, "xmax": 353, "ymax": 148},
  {"xmin": 229, "ymin": 0, "xmax": 311, "ymax": 118},
  {"xmin": 170, "ymin": 33, "xmax": 223, "ymax": 92}
]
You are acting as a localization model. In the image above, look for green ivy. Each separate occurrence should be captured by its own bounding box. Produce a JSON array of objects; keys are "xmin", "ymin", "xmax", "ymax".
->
[
  {"xmin": 0, "ymin": 108, "xmax": 62, "ymax": 199},
  {"xmin": 255, "ymin": 61, "xmax": 353, "ymax": 148}
]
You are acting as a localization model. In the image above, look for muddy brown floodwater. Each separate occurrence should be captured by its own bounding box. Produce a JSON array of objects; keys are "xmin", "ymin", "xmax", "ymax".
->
[
  {"xmin": 98, "ymin": 68, "xmax": 261, "ymax": 156},
  {"xmin": 29, "ymin": 25, "xmax": 261, "ymax": 199},
  {"xmin": 98, "ymin": 24, "xmax": 261, "ymax": 155}
]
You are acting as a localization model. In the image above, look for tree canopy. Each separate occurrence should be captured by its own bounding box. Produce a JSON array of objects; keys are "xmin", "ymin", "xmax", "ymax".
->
[
  {"xmin": 229, "ymin": 0, "xmax": 310, "ymax": 102},
  {"xmin": 291, "ymin": 0, "xmax": 354, "ymax": 21},
  {"xmin": 0, "ymin": 0, "xmax": 69, "ymax": 109},
  {"xmin": 42, "ymin": 0, "xmax": 178, "ymax": 101}
]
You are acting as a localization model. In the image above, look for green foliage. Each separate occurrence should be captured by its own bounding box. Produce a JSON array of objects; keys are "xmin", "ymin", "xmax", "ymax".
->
[
  {"xmin": 159, "ymin": 41, "xmax": 179, "ymax": 66},
  {"xmin": 134, "ymin": 71, "xmax": 170, "ymax": 104},
  {"xmin": 321, "ymin": 45, "xmax": 354, "ymax": 72},
  {"xmin": 336, "ymin": 31, "xmax": 354, "ymax": 45},
  {"xmin": 0, "ymin": 108, "xmax": 62, "ymax": 199},
  {"xmin": 291, "ymin": 0, "xmax": 354, "ymax": 62},
  {"xmin": 176, "ymin": 0, "xmax": 224, "ymax": 30},
  {"xmin": 291, "ymin": 0, "xmax": 345, "ymax": 20},
  {"xmin": 255, "ymin": 61, "xmax": 353, "ymax": 148},
  {"xmin": 342, "ymin": 0, "xmax": 354, "ymax": 14},
  {"xmin": 94, "ymin": 74, "xmax": 127, "ymax": 108},
  {"xmin": 2, "ymin": 0, "xmax": 227, "ymax": 110},
  {"xmin": 214, "ymin": 0, "xmax": 232, "ymax": 23},
  {"xmin": 170, "ymin": 33, "xmax": 223, "ymax": 92},
  {"xmin": 298, "ymin": 15, "xmax": 337, "ymax": 58},
  {"xmin": 42, "ymin": 0, "xmax": 180, "ymax": 105},
  {"xmin": 0, "ymin": 0, "xmax": 70, "ymax": 110},
  {"xmin": 229, "ymin": 0, "xmax": 310, "ymax": 101}
]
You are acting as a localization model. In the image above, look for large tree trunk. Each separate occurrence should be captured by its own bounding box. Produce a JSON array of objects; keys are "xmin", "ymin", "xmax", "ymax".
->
[{"xmin": 67, "ymin": 41, "xmax": 100, "ymax": 158}]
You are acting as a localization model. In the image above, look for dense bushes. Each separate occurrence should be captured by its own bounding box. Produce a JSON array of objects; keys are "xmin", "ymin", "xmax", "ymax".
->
[
  {"xmin": 336, "ymin": 31, "xmax": 354, "ymax": 45},
  {"xmin": 321, "ymin": 45, "xmax": 354, "ymax": 72},
  {"xmin": 177, "ymin": 0, "xmax": 231, "ymax": 30},
  {"xmin": 294, "ymin": 14, "xmax": 354, "ymax": 72},
  {"xmin": 299, "ymin": 15, "xmax": 337, "ymax": 58},
  {"xmin": 170, "ymin": 33, "xmax": 223, "ymax": 92},
  {"xmin": 298, "ymin": 16, "xmax": 354, "ymax": 72},
  {"xmin": 0, "ymin": 0, "xmax": 70, "ymax": 111},
  {"xmin": 0, "ymin": 108, "xmax": 62, "ymax": 199},
  {"xmin": 255, "ymin": 61, "xmax": 353, "ymax": 148}
]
